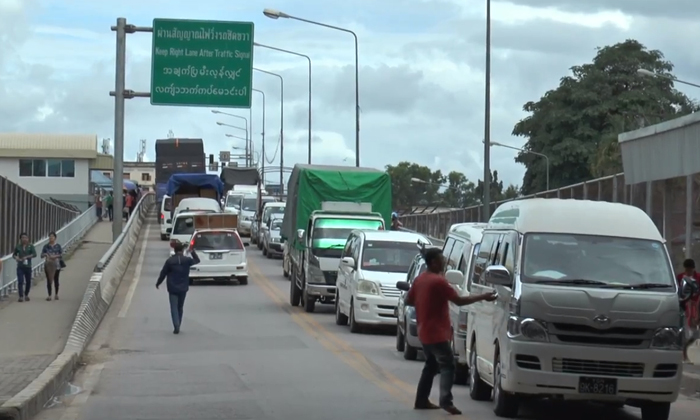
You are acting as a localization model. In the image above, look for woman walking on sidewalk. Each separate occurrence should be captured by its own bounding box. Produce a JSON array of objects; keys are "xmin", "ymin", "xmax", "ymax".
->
[
  {"xmin": 13, "ymin": 233, "xmax": 36, "ymax": 302},
  {"xmin": 41, "ymin": 232, "xmax": 63, "ymax": 301}
]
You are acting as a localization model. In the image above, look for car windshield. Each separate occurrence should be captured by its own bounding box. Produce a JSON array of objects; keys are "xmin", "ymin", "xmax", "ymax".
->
[
  {"xmin": 263, "ymin": 206, "xmax": 285, "ymax": 221},
  {"xmin": 163, "ymin": 198, "xmax": 172, "ymax": 212},
  {"xmin": 522, "ymin": 233, "xmax": 674, "ymax": 288},
  {"xmin": 193, "ymin": 231, "xmax": 243, "ymax": 250},
  {"xmin": 311, "ymin": 218, "xmax": 384, "ymax": 258},
  {"xmin": 361, "ymin": 241, "xmax": 419, "ymax": 273},
  {"xmin": 270, "ymin": 219, "xmax": 283, "ymax": 230},
  {"xmin": 241, "ymin": 198, "xmax": 257, "ymax": 211},
  {"xmin": 225, "ymin": 195, "xmax": 243, "ymax": 208},
  {"xmin": 173, "ymin": 216, "xmax": 195, "ymax": 235}
]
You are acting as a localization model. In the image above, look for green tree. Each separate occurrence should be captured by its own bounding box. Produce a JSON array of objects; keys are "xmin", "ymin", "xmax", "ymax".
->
[
  {"xmin": 512, "ymin": 39, "xmax": 698, "ymax": 195},
  {"xmin": 502, "ymin": 184, "xmax": 520, "ymax": 200},
  {"xmin": 386, "ymin": 162, "xmax": 444, "ymax": 211},
  {"xmin": 442, "ymin": 171, "xmax": 478, "ymax": 207},
  {"xmin": 475, "ymin": 170, "xmax": 505, "ymax": 202}
]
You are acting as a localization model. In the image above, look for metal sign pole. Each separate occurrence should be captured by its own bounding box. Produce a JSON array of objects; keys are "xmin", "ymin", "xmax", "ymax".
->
[{"xmin": 112, "ymin": 18, "xmax": 127, "ymax": 241}]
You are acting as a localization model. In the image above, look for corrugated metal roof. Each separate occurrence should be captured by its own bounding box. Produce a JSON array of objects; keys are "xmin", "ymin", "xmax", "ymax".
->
[
  {"xmin": 0, "ymin": 133, "xmax": 98, "ymax": 159},
  {"xmin": 0, "ymin": 133, "xmax": 97, "ymax": 150}
]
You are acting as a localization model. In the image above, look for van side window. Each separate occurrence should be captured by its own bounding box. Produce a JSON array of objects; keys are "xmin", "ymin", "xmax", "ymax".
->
[
  {"xmin": 405, "ymin": 260, "xmax": 417, "ymax": 284},
  {"xmin": 466, "ymin": 243, "xmax": 480, "ymax": 291},
  {"xmin": 472, "ymin": 234, "xmax": 498, "ymax": 286},
  {"xmin": 350, "ymin": 237, "xmax": 361, "ymax": 263},
  {"xmin": 342, "ymin": 235, "xmax": 355, "ymax": 258},
  {"xmin": 447, "ymin": 239, "xmax": 465, "ymax": 271},
  {"xmin": 502, "ymin": 232, "xmax": 517, "ymax": 275},
  {"xmin": 493, "ymin": 234, "xmax": 505, "ymax": 265},
  {"xmin": 458, "ymin": 254, "xmax": 468, "ymax": 274},
  {"xmin": 443, "ymin": 237, "xmax": 456, "ymax": 263}
]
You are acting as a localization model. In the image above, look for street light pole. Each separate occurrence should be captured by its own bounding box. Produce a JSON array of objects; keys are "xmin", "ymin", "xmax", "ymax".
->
[
  {"xmin": 253, "ymin": 88, "xmax": 266, "ymax": 184},
  {"xmin": 212, "ymin": 111, "xmax": 249, "ymax": 166},
  {"xmin": 253, "ymin": 68, "xmax": 284, "ymax": 193},
  {"xmin": 637, "ymin": 68, "xmax": 700, "ymax": 89},
  {"xmin": 482, "ymin": 0, "xmax": 492, "ymax": 222},
  {"xmin": 263, "ymin": 8, "xmax": 360, "ymax": 167},
  {"xmin": 254, "ymin": 43, "xmax": 312, "ymax": 164},
  {"xmin": 489, "ymin": 141, "xmax": 550, "ymax": 191}
]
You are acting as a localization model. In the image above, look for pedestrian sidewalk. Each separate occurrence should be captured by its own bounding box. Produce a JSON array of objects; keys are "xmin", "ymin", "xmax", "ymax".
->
[{"xmin": 0, "ymin": 221, "xmax": 114, "ymax": 405}]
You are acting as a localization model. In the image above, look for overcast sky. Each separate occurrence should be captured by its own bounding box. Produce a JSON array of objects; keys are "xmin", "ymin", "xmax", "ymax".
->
[{"xmin": 1, "ymin": 0, "xmax": 699, "ymax": 187}]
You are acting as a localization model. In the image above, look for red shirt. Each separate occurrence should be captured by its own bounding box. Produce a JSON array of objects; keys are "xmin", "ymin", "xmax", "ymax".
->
[{"xmin": 407, "ymin": 272, "xmax": 458, "ymax": 345}]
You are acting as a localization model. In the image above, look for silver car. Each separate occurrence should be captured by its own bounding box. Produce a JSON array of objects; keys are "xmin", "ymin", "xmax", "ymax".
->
[{"xmin": 262, "ymin": 217, "xmax": 284, "ymax": 258}]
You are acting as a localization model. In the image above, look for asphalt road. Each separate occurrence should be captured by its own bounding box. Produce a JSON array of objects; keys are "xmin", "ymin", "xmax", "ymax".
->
[{"xmin": 34, "ymin": 221, "xmax": 700, "ymax": 420}]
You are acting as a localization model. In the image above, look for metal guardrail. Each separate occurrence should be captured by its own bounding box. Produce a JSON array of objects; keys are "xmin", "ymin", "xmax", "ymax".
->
[
  {"xmin": 94, "ymin": 194, "xmax": 152, "ymax": 272},
  {"xmin": 398, "ymin": 227, "xmax": 445, "ymax": 247},
  {"xmin": 0, "ymin": 205, "xmax": 99, "ymax": 298}
]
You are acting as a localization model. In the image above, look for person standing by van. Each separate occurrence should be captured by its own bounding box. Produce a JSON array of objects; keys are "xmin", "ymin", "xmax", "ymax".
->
[
  {"xmin": 13, "ymin": 233, "xmax": 36, "ymax": 302},
  {"xmin": 405, "ymin": 248, "xmax": 497, "ymax": 414},
  {"xmin": 677, "ymin": 258, "xmax": 700, "ymax": 361},
  {"xmin": 156, "ymin": 243, "xmax": 200, "ymax": 334}
]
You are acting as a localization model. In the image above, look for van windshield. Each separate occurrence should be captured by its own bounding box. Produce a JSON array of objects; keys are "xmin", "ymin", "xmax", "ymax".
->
[
  {"xmin": 311, "ymin": 218, "xmax": 383, "ymax": 258},
  {"xmin": 361, "ymin": 241, "xmax": 417, "ymax": 273},
  {"xmin": 241, "ymin": 198, "xmax": 257, "ymax": 212},
  {"xmin": 225, "ymin": 195, "xmax": 243, "ymax": 209},
  {"xmin": 522, "ymin": 233, "xmax": 674, "ymax": 288},
  {"xmin": 173, "ymin": 216, "xmax": 195, "ymax": 235}
]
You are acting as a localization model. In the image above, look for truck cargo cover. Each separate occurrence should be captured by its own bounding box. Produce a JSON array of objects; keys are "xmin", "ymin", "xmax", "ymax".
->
[
  {"xmin": 166, "ymin": 173, "xmax": 224, "ymax": 198},
  {"xmin": 220, "ymin": 167, "xmax": 260, "ymax": 190},
  {"xmin": 281, "ymin": 164, "xmax": 392, "ymax": 241}
]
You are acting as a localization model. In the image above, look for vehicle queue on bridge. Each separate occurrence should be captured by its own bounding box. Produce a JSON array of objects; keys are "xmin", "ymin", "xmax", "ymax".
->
[{"xmin": 148, "ymin": 160, "xmax": 695, "ymax": 420}]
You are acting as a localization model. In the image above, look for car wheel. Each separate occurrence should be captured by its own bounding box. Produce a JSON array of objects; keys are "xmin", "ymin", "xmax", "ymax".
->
[
  {"xmin": 289, "ymin": 265, "xmax": 301, "ymax": 306},
  {"xmin": 238, "ymin": 277, "xmax": 248, "ymax": 286},
  {"xmin": 335, "ymin": 292, "xmax": 348, "ymax": 325},
  {"xmin": 257, "ymin": 240, "xmax": 263, "ymax": 250},
  {"xmin": 493, "ymin": 356, "xmax": 519, "ymax": 417},
  {"xmin": 283, "ymin": 257, "xmax": 290, "ymax": 278},
  {"xmin": 396, "ymin": 321, "xmax": 405, "ymax": 352},
  {"xmin": 641, "ymin": 402, "xmax": 671, "ymax": 420},
  {"xmin": 160, "ymin": 234, "xmax": 167, "ymax": 241},
  {"xmin": 302, "ymin": 278, "xmax": 315, "ymax": 313},
  {"xmin": 403, "ymin": 327, "xmax": 418, "ymax": 360},
  {"xmin": 349, "ymin": 301, "xmax": 362, "ymax": 334},
  {"xmin": 266, "ymin": 248, "xmax": 273, "ymax": 259},
  {"xmin": 262, "ymin": 246, "xmax": 267, "ymax": 256},
  {"xmin": 469, "ymin": 345, "xmax": 492, "ymax": 401}
]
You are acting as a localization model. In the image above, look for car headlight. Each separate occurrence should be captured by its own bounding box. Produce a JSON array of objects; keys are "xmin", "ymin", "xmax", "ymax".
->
[
  {"xmin": 357, "ymin": 280, "xmax": 379, "ymax": 295},
  {"xmin": 507, "ymin": 316, "xmax": 549, "ymax": 342},
  {"xmin": 650, "ymin": 327, "xmax": 683, "ymax": 350},
  {"xmin": 405, "ymin": 306, "xmax": 416, "ymax": 320}
]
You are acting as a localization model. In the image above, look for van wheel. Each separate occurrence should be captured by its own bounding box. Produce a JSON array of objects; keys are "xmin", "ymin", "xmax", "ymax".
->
[
  {"xmin": 238, "ymin": 277, "xmax": 248, "ymax": 286},
  {"xmin": 266, "ymin": 248, "xmax": 273, "ymax": 259},
  {"xmin": 403, "ymin": 328, "xmax": 418, "ymax": 360},
  {"xmin": 262, "ymin": 246, "xmax": 267, "ymax": 256},
  {"xmin": 469, "ymin": 346, "xmax": 492, "ymax": 401},
  {"xmin": 493, "ymin": 357, "xmax": 519, "ymax": 417},
  {"xmin": 302, "ymin": 280, "xmax": 315, "ymax": 313},
  {"xmin": 641, "ymin": 402, "xmax": 671, "ymax": 420},
  {"xmin": 257, "ymin": 240, "xmax": 263, "ymax": 250},
  {"xmin": 335, "ymin": 292, "xmax": 348, "ymax": 325},
  {"xmin": 349, "ymin": 301, "xmax": 362, "ymax": 334},
  {"xmin": 289, "ymin": 266, "xmax": 301, "ymax": 306},
  {"xmin": 160, "ymin": 234, "xmax": 167, "ymax": 241},
  {"xmin": 283, "ymin": 259, "xmax": 289, "ymax": 278},
  {"xmin": 396, "ymin": 322, "xmax": 405, "ymax": 352}
]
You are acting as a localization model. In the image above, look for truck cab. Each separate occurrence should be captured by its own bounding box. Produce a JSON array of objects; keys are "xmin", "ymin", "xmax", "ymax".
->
[{"xmin": 289, "ymin": 204, "xmax": 385, "ymax": 313}]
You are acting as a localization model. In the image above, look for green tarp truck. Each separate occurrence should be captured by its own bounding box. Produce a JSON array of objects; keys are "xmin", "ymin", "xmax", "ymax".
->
[{"xmin": 280, "ymin": 164, "xmax": 392, "ymax": 312}]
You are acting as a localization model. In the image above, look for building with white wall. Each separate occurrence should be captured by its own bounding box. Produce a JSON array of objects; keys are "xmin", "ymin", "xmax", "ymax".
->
[
  {"xmin": 0, "ymin": 133, "xmax": 100, "ymax": 210},
  {"xmin": 123, "ymin": 161, "xmax": 155, "ymax": 191}
]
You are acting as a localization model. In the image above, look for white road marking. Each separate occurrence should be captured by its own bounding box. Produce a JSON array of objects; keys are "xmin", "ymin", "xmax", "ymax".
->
[
  {"xmin": 57, "ymin": 363, "xmax": 105, "ymax": 420},
  {"xmin": 117, "ymin": 224, "xmax": 151, "ymax": 318}
]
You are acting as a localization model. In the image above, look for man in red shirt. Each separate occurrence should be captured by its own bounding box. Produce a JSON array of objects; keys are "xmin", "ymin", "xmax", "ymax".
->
[
  {"xmin": 677, "ymin": 258, "xmax": 700, "ymax": 361},
  {"xmin": 405, "ymin": 248, "xmax": 497, "ymax": 414}
]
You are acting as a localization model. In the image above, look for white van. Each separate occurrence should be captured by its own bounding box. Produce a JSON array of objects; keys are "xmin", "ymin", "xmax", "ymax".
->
[
  {"xmin": 441, "ymin": 222, "xmax": 488, "ymax": 384},
  {"xmin": 159, "ymin": 195, "xmax": 173, "ymax": 241},
  {"xmin": 452, "ymin": 198, "xmax": 682, "ymax": 419}
]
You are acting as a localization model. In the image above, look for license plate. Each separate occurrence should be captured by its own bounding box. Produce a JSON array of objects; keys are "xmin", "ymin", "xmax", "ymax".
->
[
  {"xmin": 209, "ymin": 253, "xmax": 223, "ymax": 260},
  {"xmin": 578, "ymin": 376, "xmax": 617, "ymax": 395}
]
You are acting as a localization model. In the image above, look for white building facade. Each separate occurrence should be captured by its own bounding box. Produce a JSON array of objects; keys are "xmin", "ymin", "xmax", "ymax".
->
[{"xmin": 0, "ymin": 133, "xmax": 99, "ymax": 210}]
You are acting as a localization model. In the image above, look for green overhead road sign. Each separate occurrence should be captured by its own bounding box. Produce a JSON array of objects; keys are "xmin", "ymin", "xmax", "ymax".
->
[{"xmin": 150, "ymin": 19, "xmax": 254, "ymax": 108}]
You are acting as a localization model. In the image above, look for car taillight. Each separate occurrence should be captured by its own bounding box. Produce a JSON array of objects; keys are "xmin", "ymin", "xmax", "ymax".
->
[
  {"xmin": 190, "ymin": 239, "xmax": 195, "ymax": 249},
  {"xmin": 161, "ymin": 213, "xmax": 164, "ymax": 219}
]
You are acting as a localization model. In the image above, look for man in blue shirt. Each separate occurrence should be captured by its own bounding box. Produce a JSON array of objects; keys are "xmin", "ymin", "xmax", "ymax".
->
[{"xmin": 156, "ymin": 243, "xmax": 200, "ymax": 334}]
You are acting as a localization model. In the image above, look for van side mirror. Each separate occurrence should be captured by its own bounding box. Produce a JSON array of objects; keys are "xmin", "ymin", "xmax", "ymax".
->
[
  {"xmin": 484, "ymin": 265, "xmax": 512, "ymax": 286},
  {"xmin": 445, "ymin": 269, "xmax": 464, "ymax": 286},
  {"xmin": 340, "ymin": 257, "xmax": 355, "ymax": 269},
  {"xmin": 297, "ymin": 229, "xmax": 305, "ymax": 240},
  {"xmin": 396, "ymin": 281, "xmax": 410, "ymax": 292},
  {"xmin": 680, "ymin": 276, "xmax": 699, "ymax": 301}
]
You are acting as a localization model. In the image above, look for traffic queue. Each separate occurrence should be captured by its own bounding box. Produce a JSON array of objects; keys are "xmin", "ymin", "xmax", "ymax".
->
[{"xmin": 154, "ymin": 164, "xmax": 692, "ymax": 420}]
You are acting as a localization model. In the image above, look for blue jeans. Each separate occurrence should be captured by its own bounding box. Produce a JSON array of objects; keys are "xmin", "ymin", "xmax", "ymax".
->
[
  {"xmin": 415, "ymin": 341, "xmax": 455, "ymax": 407},
  {"xmin": 16, "ymin": 266, "xmax": 32, "ymax": 298},
  {"xmin": 169, "ymin": 292, "xmax": 187, "ymax": 331}
]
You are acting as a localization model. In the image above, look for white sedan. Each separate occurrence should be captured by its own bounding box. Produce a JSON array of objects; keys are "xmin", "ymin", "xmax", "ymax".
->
[{"xmin": 185, "ymin": 228, "xmax": 250, "ymax": 285}]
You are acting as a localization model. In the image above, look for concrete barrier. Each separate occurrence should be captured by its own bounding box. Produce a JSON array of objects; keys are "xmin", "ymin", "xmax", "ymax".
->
[{"xmin": 0, "ymin": 193, "xmax": 154, "ymax": 420}]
